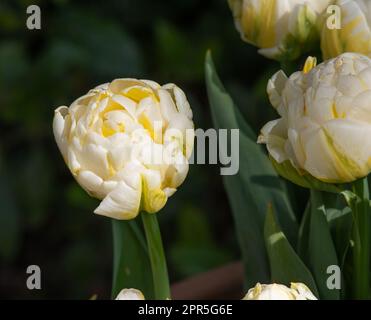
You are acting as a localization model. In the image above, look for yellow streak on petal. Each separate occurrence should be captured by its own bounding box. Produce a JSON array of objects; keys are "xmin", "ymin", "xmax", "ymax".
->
[
  {"xmin": 101, "ymin": 122, "xmax": 116, "ymax": 137},
  {"xmin": 101, "ymin": 121, "xmax": 125, "ymax": 137},
  {"xmin": 321, "ymin": 24, "xmax": 343, "ymax": 59},
  {"xmin": 323, "ymin": 15, "xmax": 371, "ymax": 59},
  {"xmin": 100, "ymin": 100, "xmax": 125, "ymax": 116},
  {"xmin": 342, "ymin": 17, "xmax": 370, "ymax": 54},
  {"xmin": 241, "ymin": 0, "xmax": 276, "ymax": 48},
  {"xmin": 323, "ymin": 129, "xmax": 362, "ymax": 182},
  {"xmin": 331, "ymin": 102, "xmax": 339, "ymax": 119},
  {"xmin": 106, "ymin": 153, "xmax": 116, "ymax": 177},
  {"xmin": 100, "ymin": 100, "xmax": 126, "ymax": 137},
  {"xmin": 124, "ymin": 86, "xmax": 158, "ymax": 103},
  {"xmin": 138, "ymin": 112, "xmax": 155, "ymax": 140}
]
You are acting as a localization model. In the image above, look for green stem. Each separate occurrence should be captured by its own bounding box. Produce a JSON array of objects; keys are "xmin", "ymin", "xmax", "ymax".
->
[
  {"xmin": 351, "ymin": 178, "xmax": 370, "ymax": 299},
  {"xmin": 111, "ymin": 219, "xmax": 154, "ymax": 299},
  {"xmin": 141, "ymin": 212, "xmax": 170, "ymax": 300}
]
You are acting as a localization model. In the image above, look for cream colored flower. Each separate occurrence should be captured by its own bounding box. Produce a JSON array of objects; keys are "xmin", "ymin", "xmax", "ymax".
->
[
  {"xmin": 228, "ymin": 0, "xmax": 332, "ymax": 60},
  {"xmin": 321, "ymin": 0, "xmax": 371, "ymax": 60},
  {"xmin": 53, "ymin": 79, "xmax": 194, "ymax": 220},
  {"xmin": 243, "ymin": 282, "xmax": 317, "ymax": 300},
  {"xmin": 115, "ymin": 288, "xmax": 145, "ymax": 300},
  {"xmin": 259, "ymin": 53, "xmax": 371, "ymax": 183}
]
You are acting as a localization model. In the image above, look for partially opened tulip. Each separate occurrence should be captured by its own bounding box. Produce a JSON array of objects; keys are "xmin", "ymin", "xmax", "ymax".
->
[
  {"xmin": 53, "ymin": 78, "xmax": 194, "ymax": 220},
  {"xmin": 258, "ymin": 53, "xmax": 371, "ymax": 184},
  {"xmin": 321, "ymin": 0, "xmax": 371, "ymax": 59},
  {"xmin": 243, "ymin": 283, "xmax": 317, "ymax": 300},
  {"xmin": 228, "ymin": 0, "xmax": 332, "ymax": 60}
]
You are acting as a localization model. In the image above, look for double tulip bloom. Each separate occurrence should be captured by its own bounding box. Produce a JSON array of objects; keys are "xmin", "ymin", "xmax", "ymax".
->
[
  {"xmin": 259, "ymin": 53, "xmax": 371, "ymax": 183},
  {"xmin": 243, "ymin": 283, "xmax": 317, "ymax": 300},
  {"xmin": 53, "ymin": 79, "xmax": 194, "ymax": 220},
  {"xmin": 228, "ymin": 0, "xmax": 332, "ymax": 60}
]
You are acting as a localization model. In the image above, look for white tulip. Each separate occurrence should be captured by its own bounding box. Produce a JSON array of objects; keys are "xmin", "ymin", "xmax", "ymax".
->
[
  {"xmin": 321, "ymin": 0, "xmax": 371, "ymax": 59},
  {"xmin": 115, "ymin": 288, "xmax": 145, "ymax": 300},
  {"xmin": 259, "ymin": 53, "xmax": 371, "ymax": 183},
  {"xmin": 53, "ymin": 79, "xmax": 194, "ymax": 220},
  {"xmin": 243, "ymin": 282, "xmax": 317, "ymax": 300},
  {"xmin": 228, "ymin": 0, "xmax": 332, "ymax": 60}
]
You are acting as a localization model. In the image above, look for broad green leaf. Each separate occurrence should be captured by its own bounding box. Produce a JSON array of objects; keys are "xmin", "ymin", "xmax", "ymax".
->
[
  {"xmin": 341, "ymin": 178, "xmax": 371, "ymax": 299},
  {"xmin": 308, "ymin": 190, "xmax": 340, "ymax": 299},
  {"xmin": 205, "ymin": 51, "xmax": 298, "ymax": 288},
  {"xmin": 264, "ymin": 205, "xmax": 318, "ymax": 296},
  {"xmin": 327, "ymin": 206, "xmax": 352, "ymax": 272},
  {"xmin": 299, "ymin": 192, "xmax": 349, "ymax": 298},
  {"xmin": 111, "ymin": 219, "xmax": 154, "ymax": 299},
  {"xmin": 315, "ymin": 192, "xmax": 351, "ymax": 267}
]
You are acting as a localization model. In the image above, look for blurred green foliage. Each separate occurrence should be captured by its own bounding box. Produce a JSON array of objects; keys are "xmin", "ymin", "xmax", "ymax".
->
[{"xmin": 0, "ymin": 0, "xmax": 281, "ymax": 299}]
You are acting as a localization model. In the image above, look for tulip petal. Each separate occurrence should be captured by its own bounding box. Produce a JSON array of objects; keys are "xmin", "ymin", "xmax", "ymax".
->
[
  {"xmin": 267, "ymin": 70, "xmax": 288, "ymax": 110},
  {"xmin": 157, "ymin": 89, "xmax": 178, "ymax": 123},
  {"xmin": 323, "ymin": 119, "xmax": 371, "ymax": 178},
  {"xmin": 302, "ymin": 127, "xmax": 349, "ymax": 182},
  {"xmin": 94, "ymin": 180, "xmax": 141, "ymax": 220},
  {"xmin": 53, "ymin": 106, "xmax": 69, "ymax": 158},
  {"xmin": 348, "ymin": 90, "xmax": 371, "ymax": 122},
  {"xmin": 258, "ymin": 119, "xmax": 288, "ymax": 163}
]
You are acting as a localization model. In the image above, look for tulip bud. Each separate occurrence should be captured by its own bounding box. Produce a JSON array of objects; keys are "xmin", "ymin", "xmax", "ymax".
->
[
  {"xmin": 53, "ymin": 79, "xmax": 194, "ymax": 220},
  {"xmin": 243, "ymin": 282, "xmax": 317, "ymax": 300},
  {"xmin": 259, "ymin": 53, "xmax": 371, "ymax": 184},
  {"xmin": 115, "ymin": 288, "xmax": 145, "ymax": 300},
  {"xmin": 321, "ymin": 0, "xmax": 371, "ymax": 60},
  {"xmin": 228, "ymin": 0, "xmax": 332, "ymax": 60}
]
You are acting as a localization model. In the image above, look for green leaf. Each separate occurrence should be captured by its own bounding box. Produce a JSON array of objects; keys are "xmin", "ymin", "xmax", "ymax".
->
[
  {"xmin": 327, "ymin": 205, "xmax": 352, "ymax": 273},
  {"xmin": 205, "ymin": 51, "xmax": 298, "ymax": 288},
  {"xmin": 264, "ymin": 204, "xmax": 318, "ymax": 296},
  {"xmin": 308, "ymin": 190, "xmax": 340, "ymax": 299},
  {"xmin": 342, "ymin": 178, "xmax": 371, "ymax": 299},
  {"xmin": 297, "ymin": 201, "xmax": 311, "ymax": 264},
  {"xmin": 313, "ymin": 193, "xmax": 351, "ymax": 268},
  {"xmin": 111, "ymin": 218, "xmax": 154, "ymax": 299}
]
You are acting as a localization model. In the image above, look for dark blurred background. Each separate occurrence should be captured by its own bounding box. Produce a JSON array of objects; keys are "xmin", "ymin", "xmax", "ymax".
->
[{"xmin": 0, "ymin": 0, "xmax": 280, "ymax": 299}]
